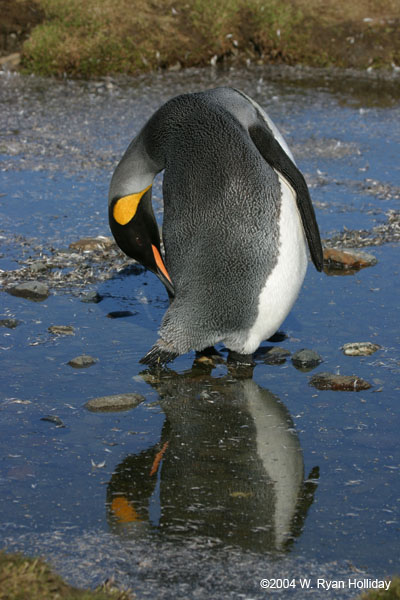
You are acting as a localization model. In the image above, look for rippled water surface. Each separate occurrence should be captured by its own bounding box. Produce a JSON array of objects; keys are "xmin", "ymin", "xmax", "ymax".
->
[{"xmin": 1, "ymin": 65, "xmax": 399, "ymax": 598}]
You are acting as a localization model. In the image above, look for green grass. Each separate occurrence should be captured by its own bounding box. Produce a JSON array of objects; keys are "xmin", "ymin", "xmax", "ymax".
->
[{"xmin": 19, "ymin": 0, "xmax": 400, "ymax": 77}]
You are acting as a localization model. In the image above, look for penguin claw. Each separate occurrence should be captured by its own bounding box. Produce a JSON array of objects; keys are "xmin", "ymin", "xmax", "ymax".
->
[{"xmin": 140, "ymin": 340, "xmax": 179, "ymax": 366}]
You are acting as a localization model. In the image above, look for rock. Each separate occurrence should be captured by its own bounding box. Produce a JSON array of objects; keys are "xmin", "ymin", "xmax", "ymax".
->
[
  {"xmin": 48, "ymin": 325, "xmax": 75, "ymax": 335},
  {"xmin": 68, "ymin": 355, "xmax": 97, "ymax": 368},
  {"xmin": 256, "ymin": 346, "xmax": 291, "ymax": 365},
  {"xmin": 106, "ymin": 310, "xmax": 137, "ymax": 319},
  {"xmin": 85, "ymin": 393, "xmax": 144, "ymax": 412},
  {"xmin": 292, "ymin": 349, "xmax": 322, "ymax": 371},
  {"xmin": 0, "ymin": 318, "xmax": 21, "ymax": 329},
  {"xmin": 69, "ymin": 236, "xmax": 115, "ymax": 252},
  {"xmin": 342, "ymin": 342, "xmax": 381, "ymax": 356},
  {"xmin": 168, "ymin": 61, "xmax": 182, "ymax": 71},
  {"xmin": 80, "ymin": 290, "xmax": 103, "ymax": 303},
  {"xmin": 323, "ymin": 248, "xmax": 377, "ymax": 274},
  {"xmin": 309, "ymin": 372, "xmax": 371, "ymax": 391},
  {"xmin": 268, "ymin": 331, "xmax": 288, "ymax": 342},
  {"xmin": 7, "ymin": 281, "xmax": 50, "ymax": 301},
  {"xmin": 40, "ymin": 415, "xmax": 65, "ymax": 428},
  {"xmin": 0, "ymin": 53, "xmax": 21, "ymax": 71},
  {"xmin": 29, "ymin": 261, "xmax": 49, "ymax": 274}
]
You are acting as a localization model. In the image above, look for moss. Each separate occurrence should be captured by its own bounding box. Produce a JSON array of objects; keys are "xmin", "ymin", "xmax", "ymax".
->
[{"xmin": 0, "ymin": 551, "xmax": 133, "ymax": 600}]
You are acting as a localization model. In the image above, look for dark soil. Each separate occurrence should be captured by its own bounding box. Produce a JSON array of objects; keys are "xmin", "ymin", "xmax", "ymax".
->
[{"xmin": 0, "ymin": 0, "xmax": 44, "ymax": 56}]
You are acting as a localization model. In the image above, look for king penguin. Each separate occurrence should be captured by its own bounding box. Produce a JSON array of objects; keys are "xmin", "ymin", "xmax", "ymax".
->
[{"xmin": 108, "ymin": 87, "xmax": 323, "ymax": 365}]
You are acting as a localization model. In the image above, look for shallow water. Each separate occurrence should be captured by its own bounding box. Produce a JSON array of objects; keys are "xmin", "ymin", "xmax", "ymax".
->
[{"xmin": 0, "ymin": 65, "xmax": 399, "ymax": 598}]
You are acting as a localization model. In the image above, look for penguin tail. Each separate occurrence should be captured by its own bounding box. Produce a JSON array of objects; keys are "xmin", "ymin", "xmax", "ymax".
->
[{"xmin": 140, "ymin": 339, "xmax": 179, "ymax": 367}]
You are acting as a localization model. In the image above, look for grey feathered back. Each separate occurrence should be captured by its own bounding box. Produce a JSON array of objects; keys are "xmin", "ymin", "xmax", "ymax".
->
[{"xmin": 144, "ymin": 90, "xmax": 281, "ymax": 354}]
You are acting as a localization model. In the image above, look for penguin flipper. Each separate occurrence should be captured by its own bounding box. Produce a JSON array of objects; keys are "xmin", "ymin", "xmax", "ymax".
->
[
  {"xmin": 140, "ymin": 339, "xmax": 179, "ymax": 366},
  {"xmin": 248, "ymin": 123, "xmax": 323, "ymax": 272}
]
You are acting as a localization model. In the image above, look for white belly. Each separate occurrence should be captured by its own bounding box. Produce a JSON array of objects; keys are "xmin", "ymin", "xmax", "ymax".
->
[{"xmin": 240, "ymin": 172, "xmax": 308, "ymax": 354}]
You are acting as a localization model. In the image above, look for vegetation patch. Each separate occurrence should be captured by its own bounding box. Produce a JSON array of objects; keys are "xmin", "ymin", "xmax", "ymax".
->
[
  {"xmin": 0, "ymin": 551, "xmax": 133, "ymax": 600},
  {"xmin": 9, "ymin": 0, "xmax": 400, "ymax": 77},
  {"xmin": 360, "ymin": 577, "xmax": 400, "ymax": 599}
]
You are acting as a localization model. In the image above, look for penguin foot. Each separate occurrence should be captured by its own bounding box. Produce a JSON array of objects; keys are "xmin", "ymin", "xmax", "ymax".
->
[
  {"xmin": 227, "ymin": 350, "xmax": 255, "ymax": 366},
  {"xmin": 195, "ymin": 346, "xmax": 223, "ymax": 360},
  {"xmin": 140, "ymin": 339, "xmax": 179, "ymax": 367}
]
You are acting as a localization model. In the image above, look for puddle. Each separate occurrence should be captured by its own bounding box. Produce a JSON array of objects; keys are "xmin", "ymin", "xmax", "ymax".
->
[{"xmin": 1, "ymin": 65, "xmax": 399, "ymax": 597}]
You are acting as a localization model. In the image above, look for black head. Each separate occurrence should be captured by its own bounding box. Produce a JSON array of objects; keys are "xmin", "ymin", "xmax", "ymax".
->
[{"xmin": 109, "ymin": 185, "xmax": 174, "ymax": 298}]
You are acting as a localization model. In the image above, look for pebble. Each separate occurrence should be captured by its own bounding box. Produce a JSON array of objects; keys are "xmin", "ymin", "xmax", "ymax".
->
[
  {"xmin": 106, "ymin": 310, "xmax": 137, "ymax": 319},
  {"xmin": 68, "ymin": 355, "xmax": 97, "ymax": 368},
  {"xmin": 323, "ymin": 247, "xmax": 377, "ymax": 273},
  {"xmin": 256, "ymin": 346, "xmax": 290, "ymax": 365},
  {"xmin": 48, "ymin": 325, "xmax": 75, "ymax": 335},
  {"xmin": 0, "ymin": 234, "xmax": 138, "ymax": 294},
  {"xmin": 323, "ymin": 210, "xmax": 400, "ymax": 248},
  {"xmin": 292, "ymin": 349, "xmax": 322, "ymax": 371},
  {"xmin": 85, "ymin": 393, "xmax": 144, "ymax": 412},
  {"xmin": 40, "ymin": 415, "xmax": 65, "ymax": 428},
  {"xmin": 268, "ymin": 331, "xmax": 288, "ymax": 342},
  {"xmin": 80, "ymin": 290, "xmax": 103, "ymax": 303},
  {"xmin": 342, "ymin": 342, "xmax": 381, "ymax": 356},
  {"xmin": 309, "ymin": 372, "xmax": 372, "ymax": 391},
  {"xmin": 0, "ymin": 318, "xmax": 21, "ymax": 329},
  {"xmin": 30, "ymin": 261, "xmax": 49, "ymax": 274},
  {"xmin": 7, "ymin": 281, "xmax": 50, "ymax": 301},
  {"xmin": 69, "ymin": 236, "xmax": 115, "ymax": 252}
]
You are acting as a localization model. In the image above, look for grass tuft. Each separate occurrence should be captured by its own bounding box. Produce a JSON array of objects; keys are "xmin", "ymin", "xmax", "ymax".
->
[{"xmin": 0, "ymin": 551, "xmax": 133, "ymax": 600}]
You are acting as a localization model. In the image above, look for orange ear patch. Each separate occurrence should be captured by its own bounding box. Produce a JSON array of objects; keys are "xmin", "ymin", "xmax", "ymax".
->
[
  {"xmin": 151, "ymin": 245, "xmax": 172, "ymax": 284},
  {"xmin": 113, "ymin": 184, "xmax": 152, "ymax": 225},
  {"xmin": 111, "ymin": 496, "xmax": 142, "ymax": 523}
]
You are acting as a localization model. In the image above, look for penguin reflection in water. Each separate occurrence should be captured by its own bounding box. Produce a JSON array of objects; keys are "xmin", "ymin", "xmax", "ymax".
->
[
  {"xmin": 107, "ymin": 370, "xmax": 319, "ymax": 551},
  {"xmin": 109, "ymin": 87, "xmax": 323, "ymax": 365}
]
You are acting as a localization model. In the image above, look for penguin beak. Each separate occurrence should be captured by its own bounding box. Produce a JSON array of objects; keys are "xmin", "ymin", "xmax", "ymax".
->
[
  {"xmin": 151, "ymin": 244, "xmax": 175, "ymax": 298},
  {"xmin": 109, "ymin": 186, "xmax": 175, "ymax": 298}
]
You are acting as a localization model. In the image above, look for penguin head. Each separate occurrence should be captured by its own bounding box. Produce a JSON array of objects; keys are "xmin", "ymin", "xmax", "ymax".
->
[{"xmin": 108, "ymin": 184, "xmax": 174, "ymax": 298}]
